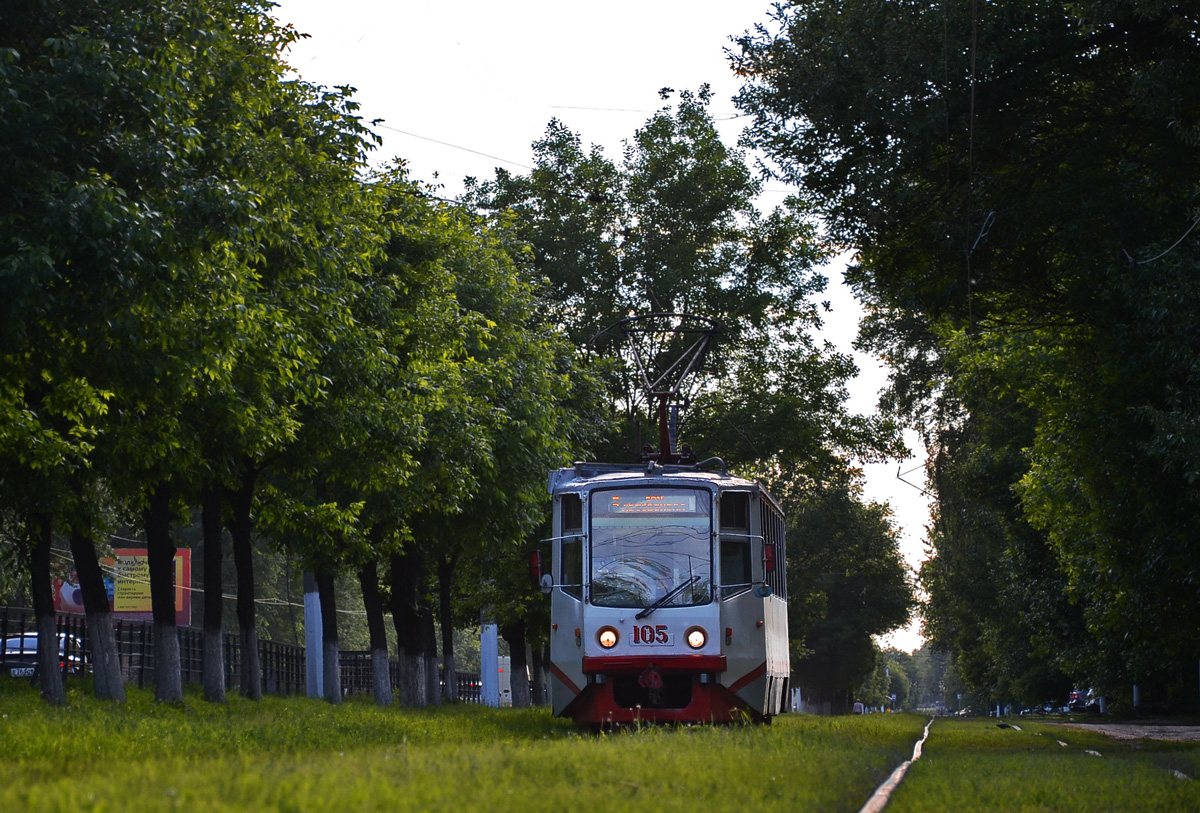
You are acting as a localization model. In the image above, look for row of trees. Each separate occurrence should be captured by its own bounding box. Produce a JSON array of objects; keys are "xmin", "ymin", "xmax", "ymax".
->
[
  {"xmin": 1, "ymin": 0, "xmax": 599, "ymax": 706},
  {"xmin": 3, "ymin": 1, "xmax": 919, "ymax": 710},
  {"xmin": 734, "ymin": 0, "xmax": 1200, "ymax": 709}
]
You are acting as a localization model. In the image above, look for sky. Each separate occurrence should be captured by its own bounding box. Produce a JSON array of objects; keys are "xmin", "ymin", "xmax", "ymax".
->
[{"xmin": 271, "ymin": 1, "xmax": 932, "ymax": 650}]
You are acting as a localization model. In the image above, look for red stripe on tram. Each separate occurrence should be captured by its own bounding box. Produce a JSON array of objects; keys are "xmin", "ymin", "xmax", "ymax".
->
[
  {"xmin": 550, "ymin": 662, "xmax": 582, "ymax": 696},
  {"xmin": 726, "ymin": 661, "xmax": 768, "ymax": 694}
]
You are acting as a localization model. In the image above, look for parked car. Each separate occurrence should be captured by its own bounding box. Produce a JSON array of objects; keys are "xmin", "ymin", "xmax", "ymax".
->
[
  {"xmin": 1068, "ymin": 689, "xmax": 1087, "ymax": 712},
  {"xmin": 2, "ymin": 633, "xmax": 87, "ymax": 678}
]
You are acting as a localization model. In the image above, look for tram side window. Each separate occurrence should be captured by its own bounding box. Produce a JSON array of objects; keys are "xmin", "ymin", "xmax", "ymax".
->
[
  {"xmin": 760, "ymin": 499, "xmax": 787, "ymax": 600},
  {"xmin": 560, "ymin": 495, "xmax": 583, "ymax": 599},
  {"xmin": 720, "ymin": 492, "xmax": 752, "ymax": 599},
  {"xmin": 562, "ymin": 494, "xmax": 582, "ymax": 534}
]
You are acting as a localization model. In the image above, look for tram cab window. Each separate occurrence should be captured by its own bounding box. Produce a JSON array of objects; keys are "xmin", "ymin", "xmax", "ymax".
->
[
  {"xmin": 559, "ymin": 494, "xmax": 583, "ymax": 599},
  {"xmin": 589, "ymin": 488, "xmax": 712, "ymax": 608},
  {"xmin": 719, "ymin": 492, "xmax": 752, "ymax": 599}
]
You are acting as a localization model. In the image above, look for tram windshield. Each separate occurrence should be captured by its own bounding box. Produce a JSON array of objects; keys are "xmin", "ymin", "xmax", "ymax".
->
[{"xmin": 589, "ymin": 487, "xmax": 712, "ymax": 608}]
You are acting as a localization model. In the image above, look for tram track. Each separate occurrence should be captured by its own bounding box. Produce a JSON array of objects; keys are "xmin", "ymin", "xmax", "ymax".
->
[{"xmin": 858, "ymin": 716, "xmax": 935, "ymax": 813}]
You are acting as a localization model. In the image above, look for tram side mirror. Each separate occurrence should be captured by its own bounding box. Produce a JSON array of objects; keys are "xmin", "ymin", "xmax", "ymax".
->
[
  {"xmin": 530, "ymin": 551, "xmax": 544, "ymax": 585},
  {"xmin": 763, "ymin": 543, "xmax": 777, "ymax": 574},
  {"xmin": 540, "ymin": 574, "xmax": 554, "ymax": 595}
]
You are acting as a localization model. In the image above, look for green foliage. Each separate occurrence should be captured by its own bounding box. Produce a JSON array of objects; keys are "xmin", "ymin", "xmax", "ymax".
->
[
  {"xmin": 780, "ymin": 469, "xmax": 916, "ymax": 709},
  {"xmin": 736, "ymin": 0, "xmax": 1200, "ymax": 700},
  {"xmin": 464, "ymin": 87, "xmax": 892, "ymax": 472},
  {"xmin": 859, "ymin": 647, "xmax": 917, "ymax": 710}
]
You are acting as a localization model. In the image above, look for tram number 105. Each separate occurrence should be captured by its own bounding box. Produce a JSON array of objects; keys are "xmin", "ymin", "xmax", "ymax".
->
[{"xmin": 631, "ymin": 624, "xmax": 670, "ymax": 645}]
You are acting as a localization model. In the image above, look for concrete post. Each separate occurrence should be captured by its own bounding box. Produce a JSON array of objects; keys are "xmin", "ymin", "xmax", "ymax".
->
[{"xmin": 480, "ymin": 623, "xmax": 499, "ymax": 707}]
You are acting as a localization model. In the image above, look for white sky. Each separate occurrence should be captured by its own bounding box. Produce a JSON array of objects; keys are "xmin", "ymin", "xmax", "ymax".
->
[{"xmin": 272, "ymin": 1, "xmax": 931, "ymax": 650}]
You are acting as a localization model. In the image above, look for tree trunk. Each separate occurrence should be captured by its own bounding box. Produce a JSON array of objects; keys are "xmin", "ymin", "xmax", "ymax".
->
[
  {"xmin": 529, "ymin": 641, "xmax": 545, "ymax": 707},
  {"xmin": 358, "ymin": 558, "xmax": 393, "ymax": 706},
  {"xmin": 30, "ymin": 517, "xmax": 64, "ymax": 704},
  {"xmin": 500, "ymin": 619, "xmax": 531, "ymax": 708},
  {"xmin": 424, "ymin": 606, "xmax": 440, "ymax": 706},
  {"xmin": 228, "ymin": 459, "xmax": 261, "ymax": 699},
  {"xmin": 437, "ymin": 554, "xmax": 457, "ymax": 702},
  {"xmin": 316, "ymin": 568, "xmax": 341, "ymax": 703},
  {"xmin": 201, "ymin": 484, "xmax": 225, "ymax": 702},
  {"xmin": 390, "ymin": 550, "xmax": 426, "ymax": 707},
  {"xmin": 67, "ymin": 525, "xmax": 125, "ymax": 702},
  {"xmin": 146, "ymin": 483, "xmax": 182, "ymax": 703}
]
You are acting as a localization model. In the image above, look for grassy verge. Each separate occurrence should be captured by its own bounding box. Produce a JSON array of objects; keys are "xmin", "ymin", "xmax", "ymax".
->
[
  {"xmin": 888, "ymin": 717, "xmax": 1200, "ymax": 812},
  {"xmin": 0, "ymin": 678, "xmax": 923, "ymax": 812},
  {"xmin": 16, "ymin": 679, "xmax": 1194, "ymax": 811}
]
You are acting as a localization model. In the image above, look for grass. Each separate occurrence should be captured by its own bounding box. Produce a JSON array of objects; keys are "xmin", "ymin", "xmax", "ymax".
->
[
  {"xmin": 6, "ymin": 679, "xmax": 1198, "ymax": 811},
  {"xmin": 889, "ymin": 717, "xmax": 1200, "ymax": 812},
  {"xmin": 0, "ymin": 677, "xmax": 921, "ymax": 812}
]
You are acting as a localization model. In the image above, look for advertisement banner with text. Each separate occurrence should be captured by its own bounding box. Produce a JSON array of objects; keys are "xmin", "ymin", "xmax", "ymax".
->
[{"xmin": 54, "ymin": 548, "xmax": 192, "ymax": 626}]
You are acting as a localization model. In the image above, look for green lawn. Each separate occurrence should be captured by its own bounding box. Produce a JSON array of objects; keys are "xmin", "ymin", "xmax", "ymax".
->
[
  {"xmin": 0, "ymin": 678, "xmax": 918, "ymax": 812},
  {"xmin": 889, "ymin": 717, "xmax": 1200, "ymax": 812},
  {"xmin": 3, "ymin": 678, "xmax": 1198, "ymax": 811}
]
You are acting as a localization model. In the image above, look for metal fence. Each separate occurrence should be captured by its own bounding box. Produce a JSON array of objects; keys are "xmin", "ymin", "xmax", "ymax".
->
[{"xmin": 0, "ymin": 607, "xmax": 481, "ymax": 701}]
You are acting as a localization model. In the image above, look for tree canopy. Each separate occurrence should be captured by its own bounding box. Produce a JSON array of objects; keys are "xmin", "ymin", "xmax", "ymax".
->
[{"xmin": 735, "ymin": 0, "xmax": 1200, "ymax": 706}]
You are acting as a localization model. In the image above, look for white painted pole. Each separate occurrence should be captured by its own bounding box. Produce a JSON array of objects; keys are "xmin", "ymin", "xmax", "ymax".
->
[
  {"xmin": 304, "ymin": 572, "xmax": 323, "ymax": 699},
  {"xmin": 480, "ymin": 623, "xmax": 500, "ymax": 707}
]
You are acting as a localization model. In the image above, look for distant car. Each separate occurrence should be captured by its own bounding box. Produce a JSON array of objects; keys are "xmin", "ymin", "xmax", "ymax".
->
[
  {"xmin": 1068, "ymin": 689, "xmax": 1087, "ymax": 712},
  {"xmin": 2, "ymin": 633, "xmax": 88, "ymax": 678}
]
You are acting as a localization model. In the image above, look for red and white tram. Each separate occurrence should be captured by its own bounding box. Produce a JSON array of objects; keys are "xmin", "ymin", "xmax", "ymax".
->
[{"xmin": 543, "ymin": 460, "xmax": 789, "ymax": 725}]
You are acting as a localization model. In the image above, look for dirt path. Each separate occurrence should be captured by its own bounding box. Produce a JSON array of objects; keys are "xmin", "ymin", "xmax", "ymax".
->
[{"xmin": 1055, "ymin": 721, "xmax": 1200, "ymax": 742}]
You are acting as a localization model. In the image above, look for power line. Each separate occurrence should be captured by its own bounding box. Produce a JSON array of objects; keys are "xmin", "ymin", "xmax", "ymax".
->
[{"xmin": 374, "ymin": 123, "xmax": 533, "ymax": 172}]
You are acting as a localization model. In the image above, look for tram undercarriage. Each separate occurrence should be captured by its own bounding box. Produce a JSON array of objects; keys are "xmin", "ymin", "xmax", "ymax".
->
[{"xmin": 557, "ymin": 655, "xmax": 769, "ymax": 725}]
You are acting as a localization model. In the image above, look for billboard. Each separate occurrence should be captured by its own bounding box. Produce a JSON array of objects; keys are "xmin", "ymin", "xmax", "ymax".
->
[{"xmin": 54, "ymin": 548, "xmax": 192, "ymax": 627}]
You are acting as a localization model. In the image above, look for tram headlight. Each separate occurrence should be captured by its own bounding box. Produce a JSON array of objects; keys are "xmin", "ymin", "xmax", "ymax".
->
[
  {"xmin": 597, "ymin": 626, "xmax": 619, "ymax": 649},
  {"xmin": 685, "ymin": 626, "xmax": 707, "ymax": 650}
]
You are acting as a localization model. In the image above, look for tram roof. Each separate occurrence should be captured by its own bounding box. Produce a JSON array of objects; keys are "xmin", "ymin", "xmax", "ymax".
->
[{"xmin": 547, "ymin": 461, "xmax": 760, "ymax": 495}]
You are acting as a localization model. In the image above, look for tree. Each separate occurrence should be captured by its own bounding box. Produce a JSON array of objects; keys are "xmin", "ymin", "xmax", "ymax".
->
[
  {"xmin": 735, "ymin": 0, "xmax": 1200, "ymax": 703},
  {"xmin": 859, "ymin": 647, "xmax": 912, "ymax": 711},
  {"xmin": 777, "ymin": 468, "xmax": 914, "ymax": 712},
  {"xmin": 464, "ymin": 87, "xmax": 881, "ymax": 464},
  {"xmin": 0, "ymin": 0, "xmax": 290, "ymax": 701},
  {"xmin": 408, "ymin": 205, "xmax": 589, "ymax": 704}
]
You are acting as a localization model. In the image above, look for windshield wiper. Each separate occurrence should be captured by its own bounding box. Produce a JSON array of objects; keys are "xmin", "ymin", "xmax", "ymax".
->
[{"xmin": 636, "ymin": 576, "xmax": 700, "ymax": 620}]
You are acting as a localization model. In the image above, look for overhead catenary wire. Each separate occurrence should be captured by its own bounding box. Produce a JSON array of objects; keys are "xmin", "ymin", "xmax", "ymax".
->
[
  {"xmin": 373, "ymin": 123, "xmax": 534, "ymax": 173},
  {"xmin": 1126, "ymin": 212, "xmax": 1200, "ymax": 265}
]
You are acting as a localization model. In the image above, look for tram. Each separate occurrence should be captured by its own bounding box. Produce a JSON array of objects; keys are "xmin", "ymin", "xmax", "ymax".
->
[{"xmin": 541, "ymin": 458, "xmax": 789, "ymax": 724}]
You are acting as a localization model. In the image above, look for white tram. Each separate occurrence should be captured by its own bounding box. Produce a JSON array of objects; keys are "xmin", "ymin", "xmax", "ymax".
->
[{"xmin": 543, "ymin": 460, "xmax": 789, "ymax": 725}]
